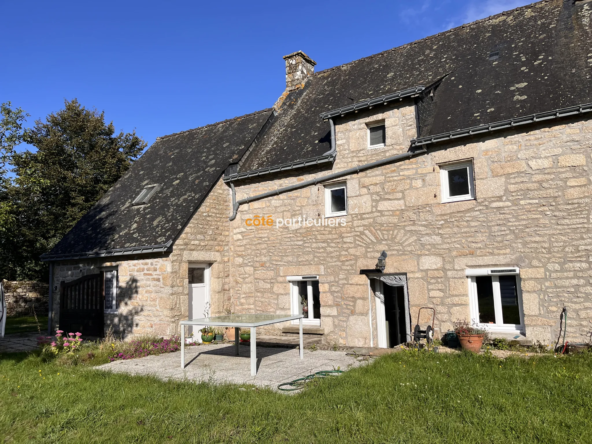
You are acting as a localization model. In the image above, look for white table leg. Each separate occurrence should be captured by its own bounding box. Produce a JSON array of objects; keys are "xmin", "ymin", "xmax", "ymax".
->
[
  {"xmin": 299, "ymin": 317, "xmax": 304, "ymax": 359},
  {"xmin": 235, "ymin": 327, "xmax": 239, "ymax": 356},
  {"xmin": 250, "ymin": 327, "xmax": 257, "ymax": 376},
  {"xmin": 181, "ymin": 324, "xmax": 185, "ymax": 369}
]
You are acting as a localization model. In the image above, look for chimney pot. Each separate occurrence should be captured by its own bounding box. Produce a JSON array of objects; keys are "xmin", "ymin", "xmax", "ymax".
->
[{"xmin": 283, "ymin": 50, "xmax": 316, "ymax": 90}]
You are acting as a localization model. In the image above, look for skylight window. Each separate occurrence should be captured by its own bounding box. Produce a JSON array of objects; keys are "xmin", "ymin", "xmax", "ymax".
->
[{"xmin": 133, "ymin": 184, "xmax": 160, "ymax": 206}]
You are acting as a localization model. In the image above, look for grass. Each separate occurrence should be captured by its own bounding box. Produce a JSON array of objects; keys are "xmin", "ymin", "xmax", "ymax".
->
[
  {"xmin": 5, "ymin": 316, "xmax": 48, "ymax": 335},
  {"xmin": 1, "ymin": 348, "xmax": 591, "ymax": 443}
]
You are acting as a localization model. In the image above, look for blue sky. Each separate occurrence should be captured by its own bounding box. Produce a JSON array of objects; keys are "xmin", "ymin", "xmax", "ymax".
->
[{"xmin": 2, "ymin": 0, "xmax": 532, "ymax": 151}]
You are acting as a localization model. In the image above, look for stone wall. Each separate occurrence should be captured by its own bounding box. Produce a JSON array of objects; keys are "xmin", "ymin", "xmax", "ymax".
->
[
  {"xmin": 229, "ymin": 101, "xmax": 592, "ymax": 346},
  {"xmin": 49, "ymin": 100, "xmax": 592, "ymax": 347},
  {"xmin": 50, "ymin": 178, "xmax": 232, "ymax": 338},
  {"xmin": 3, "ymin": 280, "xmax": 49, "ymax": 317}
]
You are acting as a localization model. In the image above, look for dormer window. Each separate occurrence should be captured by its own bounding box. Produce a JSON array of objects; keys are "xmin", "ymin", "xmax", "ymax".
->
[
  {"xmin": 133, "ymin": 184, "xmax": 160, "ymax": 206},
  {"xmin": 368, "ymin": 122, "xmax": 386, "ymax": 148}
]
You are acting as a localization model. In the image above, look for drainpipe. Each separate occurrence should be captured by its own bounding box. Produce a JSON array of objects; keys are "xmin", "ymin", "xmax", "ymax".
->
[
  {"xmin": 47, "ymin": 263, "xmax": 53, "ymax": 335},
  {"xmin": 229, "ymin": 148, "xmax": 427, "ymax": 221},
  {"xmin": 368, "ymin": 280, "xmax": 374, "ymax": 348},
  {"xmin": 322, "ymin": 118, "xmax": 336, "ymax": 156}
]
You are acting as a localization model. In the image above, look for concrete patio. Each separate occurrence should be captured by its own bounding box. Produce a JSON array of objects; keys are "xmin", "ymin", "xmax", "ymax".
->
[{"xmin": 98, "ymin": 343, "xmax": 367, "ymax": 390}]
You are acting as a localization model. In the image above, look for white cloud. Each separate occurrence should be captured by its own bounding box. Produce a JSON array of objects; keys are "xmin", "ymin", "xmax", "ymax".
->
[
  {"xmin": 399, "ymin": 0, "xmax": 432, "ymax": 24},
  {"xmin": 446, "ymin": 0, "xmax": 533, "ymax": 30}
]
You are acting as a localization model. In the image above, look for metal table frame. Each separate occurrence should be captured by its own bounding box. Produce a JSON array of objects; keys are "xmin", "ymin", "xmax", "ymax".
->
[{"xmin": 180, "ymin": 314, "xmax": 304, "ymax": 376}]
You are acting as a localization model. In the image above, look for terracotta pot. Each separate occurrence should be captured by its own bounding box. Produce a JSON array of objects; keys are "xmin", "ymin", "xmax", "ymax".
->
[
  {"xmin": 458, "ymin": 334, "xmax": 484, "ymax": 353},
  {"xmin": 225, "ymin": 327, "xmax": 236, "ymax": 341}
]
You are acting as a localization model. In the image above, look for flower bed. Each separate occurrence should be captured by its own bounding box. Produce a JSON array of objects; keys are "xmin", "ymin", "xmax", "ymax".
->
[{"xmin": 109, "ymin": 336, "xmax": 185, "ymax": 362}]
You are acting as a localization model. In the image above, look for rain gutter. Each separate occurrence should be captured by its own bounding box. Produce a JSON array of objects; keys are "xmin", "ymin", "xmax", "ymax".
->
[
  {"xmin": 412, "ymin": 102, "xmax": 592, "ymax": 147},
  {"xmin": 319, "ymin": 86, "xmax": 425, "ymax": 120},
  {"xmin": 229, "ymin": 148, "xmax": 427, "ymax": 221},
  {"xmin": 40, "ymin": 240, "xmax": 173, "ymax": 262}
]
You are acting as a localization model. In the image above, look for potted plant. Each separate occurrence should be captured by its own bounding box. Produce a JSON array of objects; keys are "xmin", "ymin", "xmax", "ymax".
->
[
  {"xmin": 454, "ymin": 320, "xmax": 487, "ymax": 353},
  {"xmin": 201, "ymin": 326, "xmax": 215, "ymax": 344},
  {"xmin": 214, "ymin": 328, "xmax": 224, "ymax": 342},
  {"xmin": 240, "ymin": 328, "xmax": 251, "ymax": 343},
  {"xmin": 224, "ymin": 309, "xmax": 236, "ymax": 341}
]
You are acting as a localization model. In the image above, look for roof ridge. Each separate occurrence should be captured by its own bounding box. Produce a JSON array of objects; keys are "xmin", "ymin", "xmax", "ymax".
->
[
  {"xmin": 158, "ymin": 107, "xmax": 273, "ymax": 140},
  {"xmin": 315, "ymin": 0, "xmax": 551, "ymax": 77}
]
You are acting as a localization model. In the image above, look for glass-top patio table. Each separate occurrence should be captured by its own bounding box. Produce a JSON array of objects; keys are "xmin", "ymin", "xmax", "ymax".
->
[{"xmin": 180, "ymin": 314, "xmax": 305, "ymax": 376}]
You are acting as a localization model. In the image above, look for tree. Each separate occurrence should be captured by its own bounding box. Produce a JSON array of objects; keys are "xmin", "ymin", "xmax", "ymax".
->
[
  {"xmin": 6, "ymin": 99, "xmax": 147, "ymax": 280},
  {"xmin": 0, "ymin": 102, "xmax": 29, "ymax": 280}
]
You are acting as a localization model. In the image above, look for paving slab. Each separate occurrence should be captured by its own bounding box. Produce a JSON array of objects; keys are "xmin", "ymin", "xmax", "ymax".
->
[
  {"xmin": 98, "ymin": 343, "xmax": 368, "ymax": 390},
  {"xmin": 0, "ymin": 332, "xmax": 40, "ymax": 353}
]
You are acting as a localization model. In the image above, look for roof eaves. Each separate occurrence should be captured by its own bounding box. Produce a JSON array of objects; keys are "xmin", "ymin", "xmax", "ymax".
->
[
  {"xmin": 40, "ymin": 241, "xmax": 173, "ymax": 262},
  {"xmin": 411, "ymin": 103, "xmax": 592, "ymax": 147},
  {"xmin": 319, "ymin": 86, "xmax": 425, "ymax": 120},
  {"xmin": 224, "ymin": 153, "xmax": 336, "ymax": 183}
]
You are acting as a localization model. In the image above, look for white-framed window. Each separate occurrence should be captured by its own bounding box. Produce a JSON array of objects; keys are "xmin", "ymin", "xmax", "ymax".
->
[
  {"xmin": 367, "ymin": 121, "xmax": 386, "ymax": 148},
  {"xmin": 324, "ymin": 182, "xmax": 347, "ymax": 217},
  {"xmin": 439, "ymin": 161, "xmax": 475, "ymax": 203},
  {"xmin": 287, "ymin": 276, "xmax": 321, "ymax": 326},
  {"xmin": 466, "ymin": 267, "xmax": 524, "ymax": 334},
  {"xmin": 133, "ymin": 184, "xmax": 160, "ymax": 206},
  {"xmin": 103, "ymin": 268, "xmax": 118, "ymax": 313}
]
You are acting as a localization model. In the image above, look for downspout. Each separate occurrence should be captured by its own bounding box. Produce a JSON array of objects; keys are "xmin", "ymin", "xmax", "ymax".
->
[
  {"xmin": 323, "ymin": 118, "xmax": 336, "ymax": 155},
  {"xmin": 368, "ymin": 280, "xmax": 373, "ymax": 348},
  {"xmin": 228, "ymin": 148, "xmax": 427, "ymax": 221},
  {"xmin": 47, "ymin": 263, "xmax": 53, "ymax": 335}
]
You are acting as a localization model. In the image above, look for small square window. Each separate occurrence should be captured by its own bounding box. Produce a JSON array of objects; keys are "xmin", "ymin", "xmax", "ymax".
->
[
  {"xmin": 325, "ymin": 183, "xmax": 347, "ymax": 217},
  {"xmin": 133, "ymin": 184, "xmax": 160, "ymax": 206},
  {"xmin": 368, "ymin": 123, "xmax": 386, "ymax": 148},
  {"xmin": 439, "ymin": 161, "xmax": 475, "ymax": 203},
  {"xmin": 189, "ymin": 267, "xmax": 205, "ymax": 284}
]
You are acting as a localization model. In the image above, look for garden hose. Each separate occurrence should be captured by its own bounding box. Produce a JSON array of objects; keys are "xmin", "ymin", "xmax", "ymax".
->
[
  {"xmin": 277, "ymin": 370, "xmax": 343, "ymax": 392},
  {"xmin": 554, "ymin": 307, "xmax": 567, "ymax": 353}
]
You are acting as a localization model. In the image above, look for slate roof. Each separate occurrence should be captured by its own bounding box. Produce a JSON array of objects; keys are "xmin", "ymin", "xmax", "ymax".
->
[
  {"xmin": 239, "ymin": 0, "xmax": 592, "ymax": 172},
  {"xmin": 43, "ymin": 109, "xmax": 272, "ymax": 259},
  {"xmin": 46, "ymin": 0, "xmax": 592, "ymax": 260}
]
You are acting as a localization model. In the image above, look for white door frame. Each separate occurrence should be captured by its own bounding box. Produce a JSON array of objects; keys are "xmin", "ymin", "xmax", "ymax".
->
[
  {"xmin": 188, "ymin": 263, "xmax": 211, "ymax": 340},
  {"xmin": 371, "ymin": 275, "xmax": 410, "ymax": 349}
]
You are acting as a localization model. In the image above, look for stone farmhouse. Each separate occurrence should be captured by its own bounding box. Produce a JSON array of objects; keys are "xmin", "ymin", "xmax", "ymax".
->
[{"xmin": 43, "ymin": 0, "xmax": 592, "ymax": 348}]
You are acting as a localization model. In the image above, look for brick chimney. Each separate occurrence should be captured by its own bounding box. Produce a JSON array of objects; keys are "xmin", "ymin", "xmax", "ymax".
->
[{"xmin": 283, "ymin": 51, "xmax": 317, "ymax": 90}]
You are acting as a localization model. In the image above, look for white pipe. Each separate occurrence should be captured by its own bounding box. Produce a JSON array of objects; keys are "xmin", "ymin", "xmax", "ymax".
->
[{"xmin": 368, "ymin": 280, "xmax": 373, "ymax": 348}]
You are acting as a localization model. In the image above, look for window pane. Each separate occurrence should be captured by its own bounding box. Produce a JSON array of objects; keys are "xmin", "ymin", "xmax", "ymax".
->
[
  {"xmin": 447, "ymin": 167, "xmax": 470, "ymax": 197},
  {"xmin": 499, "ymin": 276, "xmax": 521, "ymax": 325},
  {"xmin": 369, "ymin": 125, "xmax": 385, "ymax": 146},
  {"xmin": 297, "ymin": 281, "xmax": 308, "ymax": 316},
  {"xmin": 189, "ymin": 268, "xmax": 204, "ymax": 284},
  {"xmin": 476, "ymin": 276, "xmax": 495, "ymax": 324},
  {"xmin": 104, "ymin": 271, "xmax": 116, "ymax": 310},
  {"xmin": 330, "ymin": 188, "xmax": 346, "ymax": 213},
  {"xmin": 311, "ymin": 281, "xmax": 321, "ymax": 319}
]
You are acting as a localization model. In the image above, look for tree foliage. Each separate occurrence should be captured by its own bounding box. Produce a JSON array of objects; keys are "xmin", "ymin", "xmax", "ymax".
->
[{"xmin": 0, "ymin": 99, "xmax": 146, "ymax": 281}]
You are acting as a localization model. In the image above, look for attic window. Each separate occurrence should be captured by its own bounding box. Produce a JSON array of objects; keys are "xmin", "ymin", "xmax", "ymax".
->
[
  {"xmin": 488, "ymin": 51, "xmax": 500, "ymax": 61},
  {"xmin": 133, "ymin": 184, "xmax": 160, "ymax": 206}
]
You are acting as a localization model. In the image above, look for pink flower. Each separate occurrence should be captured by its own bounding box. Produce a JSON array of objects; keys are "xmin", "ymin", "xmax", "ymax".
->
[
  {"xmin": 56, "ymin": 330, "xmax": 64, "ymax": 334},
  {"xmin": 64, "ymin": 342, "xmax": 70, "ymax": 347},
  {"xmin": 75, "ymin": 332, "xmax": 82, "ymax": 337},
  {"xmin": 51, "ymin": 342, "xmax": 56, "ymax": 347},
  {"xmin": 68, "ymin": 332, "xmax": 75, "ymax": 337}
]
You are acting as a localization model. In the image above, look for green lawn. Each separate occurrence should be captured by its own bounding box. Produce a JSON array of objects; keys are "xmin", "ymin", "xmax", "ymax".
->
[
  {"xmin": 1, "ymin": 349, "xmax": 591, "ymax": 443},
  {"xmin": 5, "ymin": 316, "xmax": 48, "ymax": 335}
]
